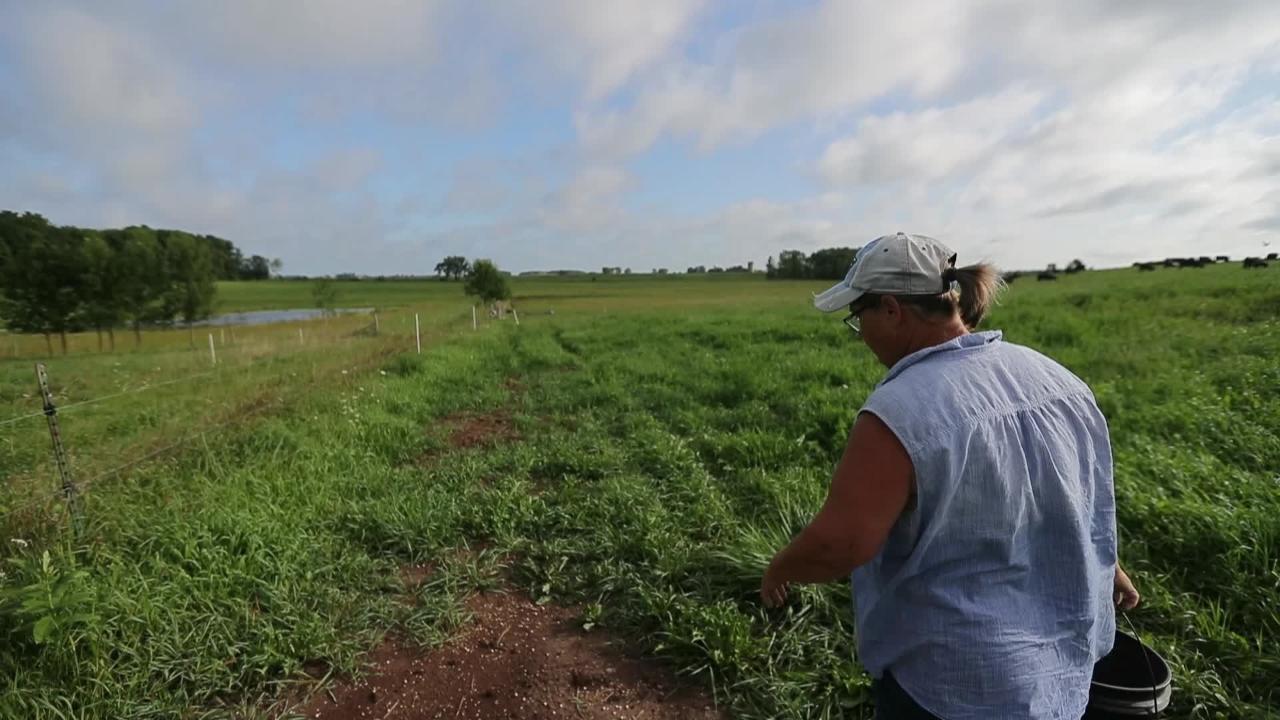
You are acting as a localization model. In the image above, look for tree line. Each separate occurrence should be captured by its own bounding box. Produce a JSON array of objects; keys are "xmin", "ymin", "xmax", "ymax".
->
[
  {"xmin": 0, "ymin": 211, "xmax": 277, "ymax": 354},
  {"xmin": 765, "ymin": 247, "xmax": 859, "ymax": 280}
]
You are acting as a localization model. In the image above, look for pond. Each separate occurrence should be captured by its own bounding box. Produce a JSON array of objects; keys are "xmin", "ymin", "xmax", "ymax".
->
[{"xmin": 193, "ymin": 307, "xmax": 375, "ymax": 327}]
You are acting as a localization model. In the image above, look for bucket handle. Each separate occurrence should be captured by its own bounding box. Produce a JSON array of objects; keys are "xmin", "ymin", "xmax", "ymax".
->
[{"xmin": 1120, "ymin": 610, "xmax": 1162, "ymax": 716}]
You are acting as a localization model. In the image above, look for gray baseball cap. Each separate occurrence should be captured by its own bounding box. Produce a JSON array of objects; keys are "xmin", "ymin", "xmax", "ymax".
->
[{"xmin": 813, "ymin": 232, "xmax": 958, "ymax": 313}]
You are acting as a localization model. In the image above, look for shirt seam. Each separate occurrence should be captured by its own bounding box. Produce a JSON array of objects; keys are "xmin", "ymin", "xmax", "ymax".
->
[{"xmin": 943, "ymin": 389, "xmax": 1096, "ymax": 440}]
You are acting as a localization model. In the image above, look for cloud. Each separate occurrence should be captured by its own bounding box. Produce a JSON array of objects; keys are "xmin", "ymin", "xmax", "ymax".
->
[
  {"xmin": 2, "ymin": 0, "xmax": 1278, "ymax": 275},
  {"xmin": 508, "ymin": 0, "xmax": 709, "ymax": 101},
  {"xmin": 540, "ymin": 165, "xmax": 633, "ymax": 233},
  {"xmin": 14, "ymin": 7, "xmax": 197, "ymax": 139},
  {"xmin": 818, "ymin": 89, "xmax": 1047, "ymax": 185}
]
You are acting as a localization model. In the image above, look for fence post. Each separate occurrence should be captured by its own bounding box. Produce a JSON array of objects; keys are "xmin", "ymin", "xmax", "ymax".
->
[
  {"xmin": 512, "ymin": 308, "xmax": 520, "ymax": 326},
  {"xmin": 36, "ymin": 363, "xmax": 82, "ymax": 535},
  {"xmin": 298, "ymin": 328, "xmax": 304, "ymax": 346},
  {"xmin": 415, "ymin": 313, "xmax": 421, "ymax": 354},
  {"xmin": 208, "ymin": 333, "xmax": 217, "ymax": 366},
  {"xmin": 373, "ymin": 312, "xmax": 380, "ymax": 335},
  {"xmin": 472, "ymin": 305, "xmax": 477, "ymax": 331}
]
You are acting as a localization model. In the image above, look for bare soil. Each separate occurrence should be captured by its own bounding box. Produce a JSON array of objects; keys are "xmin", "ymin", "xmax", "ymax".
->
[
  {"xmin": 446, "ymin": 409, "xmax": 520, "ymax": 450},
  {"xmin": 296, "ymin": 590, "xmax": 724, "ymax": 720}
]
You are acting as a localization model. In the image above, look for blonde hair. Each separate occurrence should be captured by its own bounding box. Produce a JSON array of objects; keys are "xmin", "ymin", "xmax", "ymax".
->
[
  {"xmin": 868, "ymin": 263, "xmax": 1004, "ymax": 330},
  {"xmin": 943, "ymin": 263, "xmax": 1005, "ymax": 329}
]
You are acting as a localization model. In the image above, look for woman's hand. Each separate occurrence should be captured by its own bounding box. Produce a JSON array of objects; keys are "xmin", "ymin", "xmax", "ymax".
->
[
  {"xmin": 760, "ymin": 559, "xmax": 790, "ymax": 608},
  {"xmin": 1114, "ymin": 565, "xmax": 1140, "ymax": 610}
]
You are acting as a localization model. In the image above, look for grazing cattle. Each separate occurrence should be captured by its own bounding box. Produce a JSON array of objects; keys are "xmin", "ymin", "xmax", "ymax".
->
[
  {"xmin": 1002, "ymin": 271, "xmax": 1022, "ymax": 284},
  {"xmin": 1216, "ymin": 255, "xmax": 1229, "ymax": 262},
  {"xmin": 1243, "ymin": 257, "xmax": 1268, "ymax": 269},
  {"xmin": 1135, "ymin": 262, "xmax": 1157, "ymax": 272},
  {"xmin": 1267, "ymin": 252, "xmax": 1278, "ymax": 261},
  {"xmin": 1037, "ymin": 271, "xmax": 1058, "ymax": 281},
  {"xmin": 1161, "ymin": 258, "xmax": 1179, "ymax": 267}
]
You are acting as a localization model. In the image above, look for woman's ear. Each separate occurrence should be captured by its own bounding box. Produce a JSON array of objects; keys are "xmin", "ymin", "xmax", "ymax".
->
[{"xmin": 881, "ymin": 295, "xmax": 902, "ymax": 320}]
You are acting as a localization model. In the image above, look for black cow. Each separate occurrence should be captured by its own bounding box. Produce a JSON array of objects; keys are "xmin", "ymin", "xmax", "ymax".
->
[
  {"xmin": 1135, "ymin": 262, "xmax": 1157, "ymax": 272},
  {"xmin": 1267, "ymin": 252, "xmax": 1278, "ymax": 261},
  {"xmin": 1037, "ymin": 271, "xmax": 1058, "ymax": 281},
  {"xmin": 1243, "ymin": 257, "xmax": 1268, "ymax": 269},
  {"xmin": 1215, "ymin": 255, "xmax": 1229, "ymax": 262}
]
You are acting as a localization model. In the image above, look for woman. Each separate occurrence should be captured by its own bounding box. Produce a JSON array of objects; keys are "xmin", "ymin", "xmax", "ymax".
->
[{"xmin": 761, "ymin": 233, "xmax": 1140, "ymax": 720}]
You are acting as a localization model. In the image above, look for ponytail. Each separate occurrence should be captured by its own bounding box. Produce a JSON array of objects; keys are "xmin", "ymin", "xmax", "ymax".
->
[{"xmin": 941, "ymin": 263, "xmax": 1004, "ymax": 329}]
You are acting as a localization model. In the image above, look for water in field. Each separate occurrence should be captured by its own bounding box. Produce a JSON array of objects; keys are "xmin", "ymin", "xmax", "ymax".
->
[{"xmin": 195, "ymin": 307, "xmax": 375, "ymax": 326}]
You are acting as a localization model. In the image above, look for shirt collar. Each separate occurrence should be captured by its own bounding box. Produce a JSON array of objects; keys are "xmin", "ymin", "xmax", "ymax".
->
[{"xmin": 878, "ymin": 330, "xmax": 1003, "ymax": 386}]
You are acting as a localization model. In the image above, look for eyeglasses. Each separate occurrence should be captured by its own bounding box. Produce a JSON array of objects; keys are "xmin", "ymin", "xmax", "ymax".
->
[
  {"xmin": 843, "ymin": 299, "xmax": 874, "ymax": 336},
  {"xmin": 843, "ymin": 310, "xmax": 862, "ymax": 335}
]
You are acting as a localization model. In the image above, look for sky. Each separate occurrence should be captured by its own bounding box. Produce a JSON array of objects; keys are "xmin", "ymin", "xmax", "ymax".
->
[{"xmin": 2, "ymin": 0, "xmax": 1278, "ymax": 275}]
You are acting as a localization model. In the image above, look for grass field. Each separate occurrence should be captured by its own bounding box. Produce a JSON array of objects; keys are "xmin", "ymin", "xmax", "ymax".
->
[{"xmin": 1, "ymin": 266, "xmax": 1277, "ymax": 718}]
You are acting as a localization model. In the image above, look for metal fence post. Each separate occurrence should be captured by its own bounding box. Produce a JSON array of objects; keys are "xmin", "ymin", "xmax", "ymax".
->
[{"xmin": 36, "ymin": 363, "xmax": 82, "ymax": 535}]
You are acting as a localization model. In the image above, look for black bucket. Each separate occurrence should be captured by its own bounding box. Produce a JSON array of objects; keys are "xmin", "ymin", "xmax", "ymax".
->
[{"xmin": 1085, "ymin": 629, "xmax": 1172, "ymax": 718}]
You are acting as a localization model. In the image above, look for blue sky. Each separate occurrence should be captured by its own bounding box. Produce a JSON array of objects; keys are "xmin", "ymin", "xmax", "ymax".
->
[{"xmin": 2, "ymin": 1, "xmax": 1278, "ymax": 274}]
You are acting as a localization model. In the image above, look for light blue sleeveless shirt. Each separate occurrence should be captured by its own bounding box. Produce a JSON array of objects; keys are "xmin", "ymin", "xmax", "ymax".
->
[{"xmin": 855, "ymin": 330, "xmax": 1116, "ymax": 719}]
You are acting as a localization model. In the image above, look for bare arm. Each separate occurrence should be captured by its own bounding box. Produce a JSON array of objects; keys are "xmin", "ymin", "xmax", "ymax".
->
[{"xmin": 761, "ymin": 412, "xmax": 914, "ymax": 607}]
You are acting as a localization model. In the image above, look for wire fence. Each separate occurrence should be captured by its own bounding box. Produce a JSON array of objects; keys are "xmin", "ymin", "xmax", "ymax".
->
[
  {"xmin": 3, "ymin": 301, "xmax": 514, "ymax": 532},
  {"xmin": 0, "ymin": 306, "xmax": 480, "ymax": 535}
]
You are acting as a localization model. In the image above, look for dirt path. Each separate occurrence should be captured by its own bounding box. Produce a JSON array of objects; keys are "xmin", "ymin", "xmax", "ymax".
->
[{"xmin": 296, "ymin": 590, "xmax": 724, "ymax": 720}]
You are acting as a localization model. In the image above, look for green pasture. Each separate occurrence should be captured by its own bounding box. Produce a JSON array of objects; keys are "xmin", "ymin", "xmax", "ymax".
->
[{"xmin": 0, "ymin": 264, "xmax": 1277, "ymax": 718}]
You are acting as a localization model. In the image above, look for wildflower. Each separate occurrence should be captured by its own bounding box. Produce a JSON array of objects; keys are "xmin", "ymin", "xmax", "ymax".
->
[{"xmin": 10, "ymin": 538, "xmax": 29, "ymax": 548}]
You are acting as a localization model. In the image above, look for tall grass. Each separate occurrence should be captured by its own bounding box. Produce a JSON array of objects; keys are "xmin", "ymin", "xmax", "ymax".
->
[{"xmin": 1, "ymin": 265, "xmax": 1276, "ymax": 718}]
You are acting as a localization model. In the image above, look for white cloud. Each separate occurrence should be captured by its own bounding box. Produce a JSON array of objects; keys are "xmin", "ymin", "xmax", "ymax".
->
[
  {"xmin": 510, "ymin": 0, "xmax": 709, "ymax": 100},
  {"xmin": 818, "ymin": 89, "xmax": 1046, "ymax": 185},
  {"xmin": 540, "ymin": 165, "xmax": 633, "ymax": 233}
]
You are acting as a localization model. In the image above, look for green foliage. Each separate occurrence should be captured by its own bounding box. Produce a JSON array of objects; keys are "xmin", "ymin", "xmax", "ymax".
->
[
  {"xmin": 161, "ymin": 231, "xmax": 217, "ymax": 326},
  {"xmin": 310, "ymin": 278, "xmax": 340, "ymax": 315},
  {"xmin": 0, "ymin": 210, "xmax": 275, "ymax": 350},
  {"xmin": 765, "ymin": 247, "xmax": 858, "ymax": 280},
  {"xmin": 464, "ymin": 259, "xmax": 512, "ymax": 304},
  {"xmin": 0, "ymin": 551, "xmax": 98, "ymax": 648},
  {"xmin": 433, "ymin": 255, "xmax": 470, "ymax": 281}
]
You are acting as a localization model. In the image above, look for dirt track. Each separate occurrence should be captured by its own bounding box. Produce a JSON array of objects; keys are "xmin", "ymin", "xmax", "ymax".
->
[{"xmin": 297, "ymin": 590, "xmax": 723, "ymax": 719}]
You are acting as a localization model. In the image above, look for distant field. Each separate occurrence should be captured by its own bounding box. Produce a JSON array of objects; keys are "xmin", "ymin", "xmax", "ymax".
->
[
  {"xmin": 215, "ymin": 273, "xmax": 815, "ymax": 314},
  {"xmin": 1, "ymin": 264, "xmax": 1277, "ymax": 718}
]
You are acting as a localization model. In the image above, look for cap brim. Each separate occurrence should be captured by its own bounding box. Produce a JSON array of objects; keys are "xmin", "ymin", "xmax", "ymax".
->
[{"xmin": 813, "ymin": 282, "xmax": 866, "ymax": 313}]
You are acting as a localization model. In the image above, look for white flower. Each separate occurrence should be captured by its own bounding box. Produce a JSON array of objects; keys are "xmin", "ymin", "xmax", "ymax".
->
[{"xmin": 10, "ymin": 538, "xmax": 29, "ymax": 548}]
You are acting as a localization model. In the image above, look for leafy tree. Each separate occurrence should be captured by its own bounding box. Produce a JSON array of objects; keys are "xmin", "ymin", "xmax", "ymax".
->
[
  {"xmin": 776, "ymin": 250, "xmax": 808, "ymax": 279},
  {"xmin": 434, "ymin": 255, "xmax": 470, "ymax": 280},
  {"xmin": 1065, "ymin": 259, "xmax": 1087, "ymax": 274},
  {"xmin": 808, "ymin": 247, "xmax": 859, "ymax": 280},
  {"xmin": 161, "ymin": 232, "xmax": 217, "ymax": 347},
  {"xmin": 81, "ymin": 232, "xmax": 127, "ymax": 351},
  {"xmin": 240, "ymin": 254, "xmax": 272, "ymax": 280},
  {"xmin": 115, "ymin": 227, "xmax": 167, "ymax": 347},
  {"xmin": 0, "ymin": 219, "xmax": 87, "ymax": 354},
  {"xmin": 464, "ymin": 259, "xmax": 511, "ymax": 305},
  {"xmin": 311, "ymin": 278, "xmax": 340, "ymax": 316}
]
